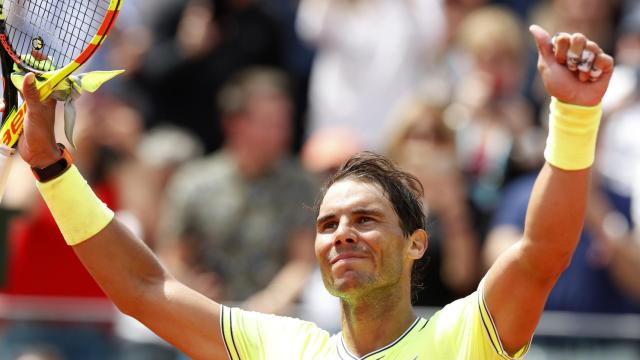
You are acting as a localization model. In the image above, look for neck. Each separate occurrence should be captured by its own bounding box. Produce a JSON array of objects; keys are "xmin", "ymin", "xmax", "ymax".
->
[{"xmin": 339, "ymin": 285, "xmax": 416, "ymax": 357}]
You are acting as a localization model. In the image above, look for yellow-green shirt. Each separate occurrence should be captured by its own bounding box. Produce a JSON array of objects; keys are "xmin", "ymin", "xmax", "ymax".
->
[{"xmin": 220, "ymin": 284, "xmax": 529, "ymax": 359}]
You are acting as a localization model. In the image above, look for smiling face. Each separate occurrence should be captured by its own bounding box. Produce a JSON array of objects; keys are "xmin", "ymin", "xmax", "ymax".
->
[{"xmin": 315, "ymin": 179, "xmax": 425, "ymax": 301}]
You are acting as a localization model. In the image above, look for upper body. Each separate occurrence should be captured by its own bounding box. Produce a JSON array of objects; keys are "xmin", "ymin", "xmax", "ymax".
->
[
  {"xmin": 156, "ymin": 68, "xmax": 317, "ymax": 312},
  {"xmin": 160, "ymin": 149, "xmax": 316, "ymax": 300},
  {"xmin": 219, "ymin": 281, "xmax": 525, "ymax": 360},
  {"xmin": 16, "ymin": 26, "xmax": 613, "ymax": 359},
  {"xmin": 452, "ymin": 7, "xmax": 542, "ymax": 213}
]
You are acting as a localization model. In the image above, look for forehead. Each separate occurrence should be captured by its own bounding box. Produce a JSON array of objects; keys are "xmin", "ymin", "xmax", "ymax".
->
[{"xmin": 318, "ymin": 179, "xmax": 394, "ymax": 217}]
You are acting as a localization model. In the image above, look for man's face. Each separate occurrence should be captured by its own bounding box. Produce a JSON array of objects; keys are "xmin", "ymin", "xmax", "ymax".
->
[
  {"xmin": 233, "ymin": 93, "xmax": 292, "ymax": 170},
  {"xmin": 315, "ymin": 179, "xmax": 411, "ymax": 300}
]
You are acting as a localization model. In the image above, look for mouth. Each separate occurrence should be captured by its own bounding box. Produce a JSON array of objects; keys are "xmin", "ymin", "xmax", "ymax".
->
[{"xmin": 330, "ymin": 253, "xmax": 368, "ymax": 265}]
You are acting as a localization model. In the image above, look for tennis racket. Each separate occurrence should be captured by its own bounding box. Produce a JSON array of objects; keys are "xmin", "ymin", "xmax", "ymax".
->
[{"xmin": 0, "ymin": 0, "xmax": 123, "ymax": 202}]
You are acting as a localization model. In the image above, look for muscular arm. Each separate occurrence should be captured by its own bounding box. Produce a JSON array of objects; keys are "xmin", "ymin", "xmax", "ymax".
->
[
  {"xmin": 485, "ymin": 165, "xmax": 589, "ymax": 352},
  {"xmin": 16, "ymin": 73, "xmax": 227, "ymax": 360},
  {"xmin": 483, "ymin": 26, "xmax": 614, "ymax": 354}
]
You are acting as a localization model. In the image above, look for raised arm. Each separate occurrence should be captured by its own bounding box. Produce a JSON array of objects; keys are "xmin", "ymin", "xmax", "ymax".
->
[
  {"xmin": 17, "ymin": 73, "xmax": 227, "ymax": 360},
  {"xmin": 483, "ymin": 26, "xmax": 614, "ymax": 354}
]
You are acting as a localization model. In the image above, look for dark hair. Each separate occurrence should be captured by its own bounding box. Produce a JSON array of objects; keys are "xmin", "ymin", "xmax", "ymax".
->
[{"xmin": 315, "ymin": 151, "xmax": 428, "ymax": 301}]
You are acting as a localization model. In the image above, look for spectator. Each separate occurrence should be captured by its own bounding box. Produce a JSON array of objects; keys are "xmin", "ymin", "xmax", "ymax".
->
[
  {"xmin": 158, "ymin": 68, "xmax": 317, "ymax": 315},
  {"xmin": 386, "ymin": 97, "xmax": 479, "ymax": 306},
  {"xmin": 449, "ymin": 6, "xmax": 543, "ymax": 233},
  {"xmin": 443, "ymin": 0, "xmax": 488, "ymax": 47}
]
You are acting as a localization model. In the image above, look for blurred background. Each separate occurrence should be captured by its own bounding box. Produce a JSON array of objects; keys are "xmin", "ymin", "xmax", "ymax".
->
[{"xmin": 0, "ymin": 0, "xmax": 639, "ymax": 359}]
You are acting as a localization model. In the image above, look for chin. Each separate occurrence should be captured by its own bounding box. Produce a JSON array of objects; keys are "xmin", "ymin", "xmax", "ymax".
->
[{"xmin": 326, "ymin": 273, "xmax": 375, "ymax": 298}]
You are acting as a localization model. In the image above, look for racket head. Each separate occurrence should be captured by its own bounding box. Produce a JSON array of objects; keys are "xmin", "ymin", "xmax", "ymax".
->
[
  {"xmin": 0, "ymin": 0, "xmax": 122, "ymax": 76},
  {"xmin": 0, "ymin": 0, "xmax": 122, "ymax": 148}
]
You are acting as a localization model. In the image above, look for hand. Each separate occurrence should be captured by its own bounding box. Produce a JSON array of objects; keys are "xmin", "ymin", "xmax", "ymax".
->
[
  {"xmin": 530, "ymin": 25, "xmax": 614, "ymax": 106},
  {"xmin": 16, "ymin": 73, "xmax": 59, "ymax": 168}
]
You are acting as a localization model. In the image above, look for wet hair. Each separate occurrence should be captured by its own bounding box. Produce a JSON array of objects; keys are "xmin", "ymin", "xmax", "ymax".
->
[{"xmin": 315, "ymin": 151, "xmax": 428, "ymax": 301}]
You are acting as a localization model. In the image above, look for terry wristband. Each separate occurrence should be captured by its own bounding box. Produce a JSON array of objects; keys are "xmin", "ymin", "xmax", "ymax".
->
[
  {"xmin": 544, "ymin": 97, "xmax": 602, "ymax": 170},
  {"xmin": 36, "ymin": 164, "xmax": 115, "ymax": 246}
]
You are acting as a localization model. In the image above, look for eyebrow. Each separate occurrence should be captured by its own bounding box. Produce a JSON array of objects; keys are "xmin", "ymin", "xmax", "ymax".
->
[{"xmin": 316, "ymin": 208, "xmax": 385, "ymax": 225}]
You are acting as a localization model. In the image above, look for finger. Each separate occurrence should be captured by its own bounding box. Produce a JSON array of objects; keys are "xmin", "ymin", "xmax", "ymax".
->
[
  {"xmin": 552, "ymin": 32, "xmax": 571, "ymax": 64},
  {"xmin": 567, "ymin": 33, "xmax": 587, "ymax": 72},
  {"xmin": 22, "ymin": 73, "xmax": 39, "ymax": 104},
  {"xmin": 576, "ymin": 42, "xmax": 600, "ymax": 82},
  {"xmin": 529, "ymin": 24, "xmax": 554, "ymax": 61},
  {"xmin": 589, "ymin": 53, "xmax": 614, "ymax": 82},
  {"xmin": 0, "ymin": 99, "xmax": 4, "ymax": 113},
  {"xmin": 578, "ymin": 41, "xmax": 601, "ymax": 73}
]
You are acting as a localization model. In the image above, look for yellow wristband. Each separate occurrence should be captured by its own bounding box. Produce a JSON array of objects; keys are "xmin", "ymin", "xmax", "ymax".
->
[
  {"xmin": 544, "ymin": 97, "xmax": 602, "ymax": 170},
  {"xmin": 36, "ymin": 165, "xmax": 115, "ymax": 246}
]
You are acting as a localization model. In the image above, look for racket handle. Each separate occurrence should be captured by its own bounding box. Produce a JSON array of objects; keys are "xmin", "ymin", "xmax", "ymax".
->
[{"xmin": 0, "ymin": 145, "xmax": 16, "ymax": 204}]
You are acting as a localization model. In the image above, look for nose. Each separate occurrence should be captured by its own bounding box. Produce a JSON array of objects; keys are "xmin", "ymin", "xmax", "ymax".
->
[{"xmin": 333, "ymin": 219, "xmax": 356, "ymax": 246}]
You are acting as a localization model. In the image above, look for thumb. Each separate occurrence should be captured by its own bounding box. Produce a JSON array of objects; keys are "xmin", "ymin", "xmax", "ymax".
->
[
  {"xmin": 529, "ymin": 24, "xmax": 553, "ymax": 60},
  {"xmin": 22, "ymin": 73, "xmax": 40, "ymax": 104}
]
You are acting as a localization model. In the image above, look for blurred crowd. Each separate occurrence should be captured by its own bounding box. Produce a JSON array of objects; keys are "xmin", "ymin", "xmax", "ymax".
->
[{"xmin": 0, "ymin": 0, "xmax": 639, "ymax": 359}]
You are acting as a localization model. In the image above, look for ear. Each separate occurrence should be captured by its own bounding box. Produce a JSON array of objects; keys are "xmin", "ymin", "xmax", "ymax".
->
[{"xmin": 407, "ymin": 229, "xmax": 428, "ymax": 260}]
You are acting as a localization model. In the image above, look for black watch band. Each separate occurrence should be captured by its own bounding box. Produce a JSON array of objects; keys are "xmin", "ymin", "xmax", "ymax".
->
[{"xmin": 31, "ymin": 143, "xmax": 74, "ymax": 182}]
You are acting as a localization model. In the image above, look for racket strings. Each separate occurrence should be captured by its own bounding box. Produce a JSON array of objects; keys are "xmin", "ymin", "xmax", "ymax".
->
[{"xmin": 3, "ymin": 0, "xmax": 110, "ymax": 72}]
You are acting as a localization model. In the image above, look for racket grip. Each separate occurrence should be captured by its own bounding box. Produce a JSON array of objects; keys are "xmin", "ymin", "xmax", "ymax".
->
[{"xmin": 0, "ymin": 145, "xmax": 17, "ymax": 204}]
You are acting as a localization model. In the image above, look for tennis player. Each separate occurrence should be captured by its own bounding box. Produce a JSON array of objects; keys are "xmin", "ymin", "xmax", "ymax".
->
[{"xmin": 17, "ymin": 25, "xmax": 612, "ymax": 359}]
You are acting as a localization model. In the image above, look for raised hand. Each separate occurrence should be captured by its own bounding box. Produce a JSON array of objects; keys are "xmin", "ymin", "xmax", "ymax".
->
[
  {"xmin": 16, "ymin": 73, "xmax": 59, "ymax": 168},
  {"xmin": 529, "ymin": 25, "xmax": 614, "ymax": 107}
]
